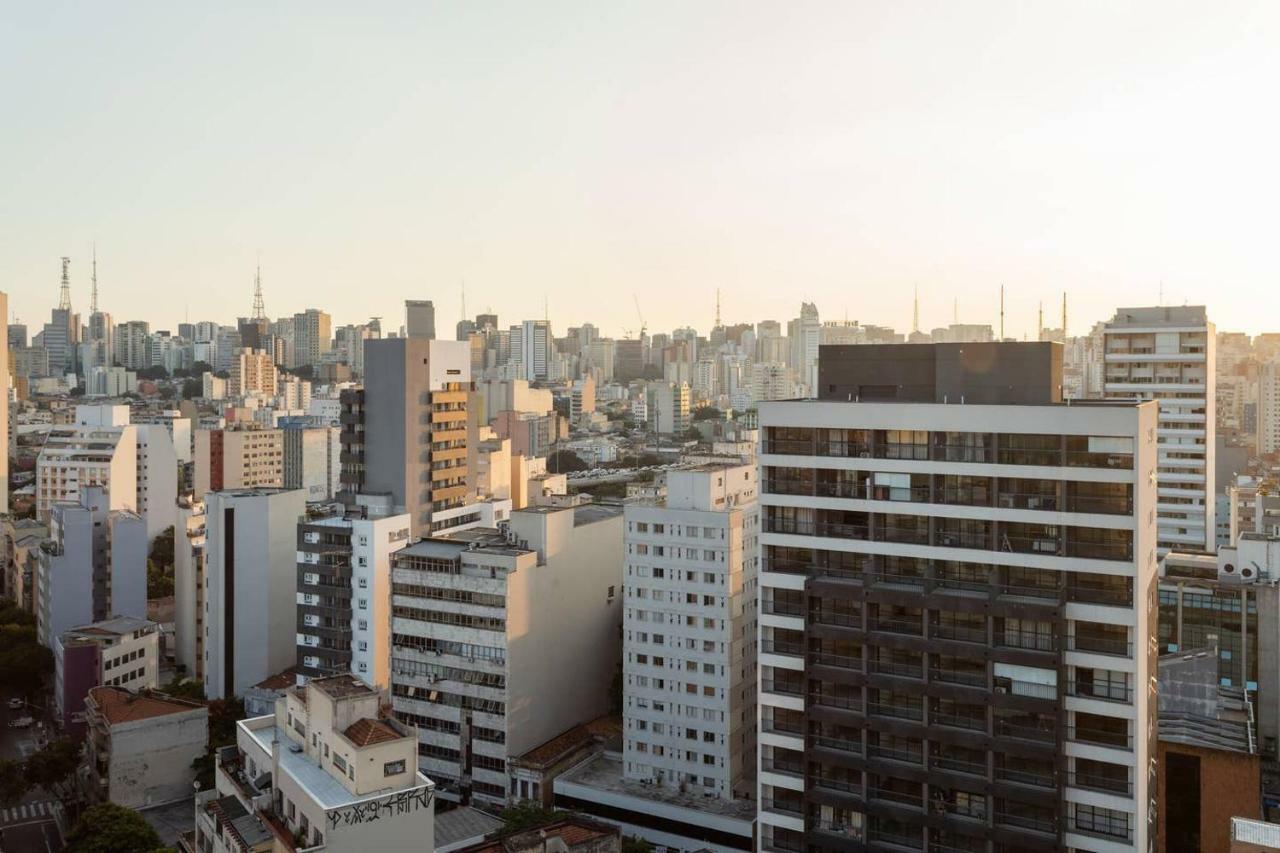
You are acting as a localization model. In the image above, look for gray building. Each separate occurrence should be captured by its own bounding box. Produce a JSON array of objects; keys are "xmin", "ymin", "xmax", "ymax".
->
[
  {"xmin": 406, "ymin": 299, "xmax": 437, "ymax": 340},
  {"xmin": 339, "ymin": 338, "xmax": 477, "ymax": 538},
  {"xmin": 36, "ymin": 486, "xmax": 147, "ymax": 649}
]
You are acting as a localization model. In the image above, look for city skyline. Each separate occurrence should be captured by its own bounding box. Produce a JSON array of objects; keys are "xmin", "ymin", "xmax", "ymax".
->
[{"xmin": 5, "ymin": 3, "xmax": 1280, "ymax": 335}]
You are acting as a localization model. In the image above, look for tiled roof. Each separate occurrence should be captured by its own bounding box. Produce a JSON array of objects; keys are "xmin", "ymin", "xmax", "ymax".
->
[
  {"xmin": 515, "ymin": 716, "xmax": 620, "ymax": 767},
  {"xmin": 87, "ymin": 687, "xmax": 205, "ymax": 726},
  {"xmin": 463, "ymin": 819, "xmax": 618, "ymax": 853},
  {"xmin": 252, "ymin": 667, "xmax": 298, "ymax": 690},
  {"xmin": 344, "ymin": 718, "xmax": 402, "ymax": 746}
]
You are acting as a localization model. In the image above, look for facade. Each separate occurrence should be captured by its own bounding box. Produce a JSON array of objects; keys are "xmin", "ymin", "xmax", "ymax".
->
[
  {"xmin": 36, "ymin": 487, "xmax": 148, "ymax": 649},
  {"xmin": 647, "ymin": 381, "xmax": 692, "ymax": 436},
  {"xmin": 2, "ymin": 517, "xmax": 47, "ymax": 613},
  {"xmin": 35, "ymin": 421, "xmax": 138, "ymax": 521},
  {"xmin": 84, "ymin": 686, "xmax": 209, "ymax": 809},
  {"xmin": 193, "ymin": 426, "xmax": 284, "ymax": 499},
  {"xmin": 389, "ymin": 505, "xmax": 624, "ymax": 805},
  {"xmin": 54, "ymin": 616, "xmax": 160, "ymax": 733},
  {"xmin": 1259, "ymin": 362, "xmax": 1280, "ymax": 457},
  {"xmin": 1103, "ymin": 305, "xmax": 1216, "ymax": 551},
  {"xmin": 757, "ymin": 394, "xmax": 1159, "ymax": 853},
  {"xmin": 202, "ymin": 489, "xmax": 307, "ymax": 699},
  {"xmin": 115, "ymin": 320, "xmax": 151, "ymax": 370},
  {"xmin": 282, "ymin": 422, "xmax": 341, "ymax": 501},
  {"xmin": 133, "ymin": 422, "xmax": 179, "ymax": 540},
  {"xmin": 290, "ymin": 308, "xmax": 332, "ymax": 368},
  {"xmin": 173, "ymin": 499, "xmax": 207, "ymax": 679},
  {"xmin": 0, "ymin": 292, "xmax": 6, "ymax": 511},
  {"xmin": 296, "ymin": 500, "xmax": 412, "ymax": 687},
  {"xmin": 406, "ymin": 299, "xmax": 437, "ymax": 339},
  {"xmin": 622, "ymin": 464, "xmax": 759, "ymax": 800},
  {"xmin": 339, "ymin": 338, "xmax": 476, "ymax": 538},
  {"xmin": 228, "ymin": 347, "xmax": 277, "ymax": 397},
  {"xmin": 200, "ymin": 674, "xmax": 434, "ymax": 853}
]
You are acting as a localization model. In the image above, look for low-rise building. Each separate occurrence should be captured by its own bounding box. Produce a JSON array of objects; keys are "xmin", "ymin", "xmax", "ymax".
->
[
  {"xmin": 84, "ymin": 686, "xmax": 208, "ymax": 809},
  {"xmin": 55, "ymin": 616, "xmax": 160, "ymax": 734},
  {"xmin": 201, "ymin": 674, "xmax": 434, "ymax": 852}
]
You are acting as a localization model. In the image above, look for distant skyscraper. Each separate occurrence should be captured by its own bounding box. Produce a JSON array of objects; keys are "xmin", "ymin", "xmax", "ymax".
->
[
  {"xmin": 42, "ymin": 257, "xmax": 79, "ymax": 376},
  {"xmin": 509, "ymin": 320, "xmax": 551, "ymax": 381},
  {"xmin": 405, "ymin": 299, "xmax": 436, "ymax": 339},
  {"xmin": 290, "ymin": 308, "xmax": 331, "ymax": 368}
]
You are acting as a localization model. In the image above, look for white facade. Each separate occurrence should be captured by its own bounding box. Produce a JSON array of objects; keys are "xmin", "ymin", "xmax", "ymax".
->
[
  {"xmin": 622, "ymin": 464, "xmax": 759, "ymax": 801},
  {"xmin": 1258, "ymin": 362, "xmax": 1280, "ymax": 456},
  {"xmin": 756, "ymin": 398, "xmax": 1160, "ymax": 853},
  {"xmin": 133, "ymin": 423, "xmax": 179, "ymax": 540},
  {"xmin": 1103, "ymin": 305, "xmax": 1216, "ymax": 551},
  {"xmin": 203, "ymin": 488, "xmax": 308, "ymax": 699},
  {"xmin": 174, "ymin": 500, "xmax": 207, "ymax": 679},
  {"xmin": 35, "ymin": 421, "xmax": 138, "ymax": 521},
  {"xmin": 389, "ymin": 505, "xmax": 624, "ymax": 805}
]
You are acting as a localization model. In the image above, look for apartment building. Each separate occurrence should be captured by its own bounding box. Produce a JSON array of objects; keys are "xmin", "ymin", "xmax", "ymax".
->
[
  {"xmin": 296, "ymin": 499, "xmax": 412, "ymax": 687},
  {"xmin": 35, "ymin": 419, "xmax": 137, "ymax": 521},
  {"xmin": 406, "ymin": 299, "xmax": 437, "ymax": 339},
  {"xmin": 647, "ymin": 381, "xmax": 692, "ymax": 436},
  {"xmin": 173, "ymin": 499, "xmax": 206, "ymax": 679},
  {"xmin": 339, "ymin": 338, "xmax": 477, "ymax": 538},
  {"xmin": 54, "ymin": 616, "xmax": 160, "ymax": 733},
  {"xmin": 228, "ymin": 347, "xmax": 277, "ymax": 397},
  {"xmin": 622, "ymin": 464, "xmax": 759, "ymax": 801},
  {"xmin": 36, "ymin": 486, "xmax": 148, "ymax": 649},
  {"xmin": 200, "ymin": 674, "xmax": 434, "ymax": 852},
  {"xmin": 193, "ymin": 425, "xmax": 283, "ymax": 499},
  {"xmin": 290, "ymin": 308, "xmax": 332, "ymax": 368},
  {"xmin": 0, "ymin": 292, "xmax": 6, "ymax": 511},
  {"xmin": 389, "ymin": 505, "xmax": 623, "ymax": 806},
  {"xmin": 756, "ymin": 345, "xmax": 1159, "ymax": 853},
  {"xmin": 202, "ymin": 488, "xmax": 307, "ymax": 699},
  {"xmin": 1103, "ymin": 306, "xmax": 1216, "ymax": 551},
  {"xmin": 84, "ymin": 687, "xmax": 208, "ymax": 809},
  {"xmin": 281, "ymin": 420, "xmax": 341, "ymax": 501}
]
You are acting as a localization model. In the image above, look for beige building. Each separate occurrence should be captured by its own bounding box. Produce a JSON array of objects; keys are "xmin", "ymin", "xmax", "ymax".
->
[
  {"xmin": 35, "ymin": 421, "xmax": 138, "ymax": 520},
  {"xmin": 193, "ymin": 426, "xmax": 283, "ymax": 499},
  {"xmin": 228, "ymin": 348, "xmax": 277, "ymax": 397},
  {"xmin": 198, "ymin": 674, "xmax": 433, "ymax": 852},
  {"xmin": 84, "ymin": 687, "xmax": 209, "ymax": 809}
]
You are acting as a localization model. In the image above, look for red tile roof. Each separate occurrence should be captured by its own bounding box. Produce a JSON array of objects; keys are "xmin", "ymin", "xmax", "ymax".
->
[
  {"xmin": 87, "ymin": 687, "xmax": 206, "ymax": 726},
  {"xmin": 344, "ymin": 718, "xmax": 403, "ymax": 747}
]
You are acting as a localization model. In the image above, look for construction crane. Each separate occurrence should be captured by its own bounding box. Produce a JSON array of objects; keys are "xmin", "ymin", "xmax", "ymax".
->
[{"xmin": 633, "ymin": 294, "xmax": 647, "ymax": 339}]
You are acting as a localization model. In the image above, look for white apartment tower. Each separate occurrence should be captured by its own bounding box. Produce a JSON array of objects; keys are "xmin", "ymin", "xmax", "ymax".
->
[
  {"xmin": 1103, "ymin": 306, "xmax": 1215, "ymax": 552},
  {"xmin": 622, "ymin": 464, "xmax": 759, "ymax": 801}
]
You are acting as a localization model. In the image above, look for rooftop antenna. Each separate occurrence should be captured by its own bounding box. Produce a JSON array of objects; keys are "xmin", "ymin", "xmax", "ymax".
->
[
  {"xmin": 999, "ymin": 285, "xmax": 1005, "ymax": 340},
  {"xmin": 58, "ymin": 256, "xmax": 72, "ymax": 311},
  {"xmin": 251, "ymin": 258, "xmax": 266, "ymax": 320},
  {"xmin": 1037, "ymin": 301, "xmax": 1043, "ymax": 341},
  {"xmin": 90, "ymin": 243, "xmax": 99, "ymax": 315},
  {"xmin": 1061, "ymin": 292, "xmax": 1067, "ymax": 338},
  {"xmin": 715, "ymin": 288, "xmax": 722, "ymax": 328},
  {"xmin": 912, "ymin": 285, "xmax": 920, "ymax": 334}
]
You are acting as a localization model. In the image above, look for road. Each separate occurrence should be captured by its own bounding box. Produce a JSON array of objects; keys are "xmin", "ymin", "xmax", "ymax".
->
[{"xmin": 0, "ymin": 691, "xmax": 64, "ymax": 853}]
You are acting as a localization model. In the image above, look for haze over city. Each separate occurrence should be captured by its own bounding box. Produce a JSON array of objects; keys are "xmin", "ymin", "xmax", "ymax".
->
[{"xmin": 5, "ymin": 1, "xmax": 1280, "ymax": 335}]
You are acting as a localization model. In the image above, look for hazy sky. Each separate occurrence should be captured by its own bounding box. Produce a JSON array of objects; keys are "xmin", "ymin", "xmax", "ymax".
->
[{"xmin": 4, "ymin": 2, "xmax": 1279, "ymax": 339}]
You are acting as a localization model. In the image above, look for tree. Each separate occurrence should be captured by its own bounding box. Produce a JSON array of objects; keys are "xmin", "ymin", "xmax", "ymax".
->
[
  {"xmin": 68, "ymin": 386, "xmax": 86, "ymax": 397},
  {"xmin": 692, "ymin": 406, "xmax": 721, "ymax": 421},
  {"xmin": 24, "ymin": 738, "xmax": 80, "ymax": 791},
  {"xmin": 136, "ymin": 365, "xmax": 169, "ymax": 380},
  {"xmin": 157, "ymin": 385, "xmax": 176, "ymax": 400},
  {"xmin": 147, "ymin": 527, "xmax": 176, "ymax": 599},
  {"xmin": 65, "ymin": 803, "xmax": 162, "ymax": 853},
  {"xmin": 0, "ymin": 759, "xmax": 25, "ymax": 807},
  {"xmin": 499, "ymin": 801, "xmax": 569, "ymax": 832},
  {"xmin": 181, "ymin": 378, "xmax": 203, "ymax": 399},
  {"xmin": 546, "ymin": 450, "xmax": 589, "ymax": 474},
  {"xmin": 622, "ymin": 838, "xmax": 654, "ymax": 853},
  {"xmin": 0, "ymin": 621, "xmax": 53, "ymax": 697}
]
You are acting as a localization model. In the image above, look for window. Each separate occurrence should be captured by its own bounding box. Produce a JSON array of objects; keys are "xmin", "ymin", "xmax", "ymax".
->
[
  {"xmin": 358, "ymin": 619, "xmax": 368, "ymax": 630},
  {"xmin": 358, "ymin": 577, "xmax": 368, "ymax": 588},
  {"xmin": 333, "ymin": 754, "xmax": 347, "ymax": 772},
  {"xmin": 358, "ymin": 598, "xmax": 368, "ymax": 610},
  {"xmin": 384, "ymin": 760, "xmax": 406, "ymax": 776}
]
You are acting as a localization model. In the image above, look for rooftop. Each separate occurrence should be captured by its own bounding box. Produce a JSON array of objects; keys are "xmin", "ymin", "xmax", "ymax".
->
[
  {"xmin": 206, "ymin": 794, "xmax": 272, "ymax": 849},
  {"xmin": 1158, "ymin": 648, "xmax": 1255, "ymax": 754},
  {"xmin": 87, "ymin": 687, "xmax": 206, "ymax": 726},
  {"xmin": 62, "ymin": 615, "xmax": 157, "ymax": 640},
  {"xmin": 514, "ymin": 716, "xmax": 622, "ymax": 768},
  {"xmin": 460, "ymin": 817, "xmax": 618, "ymax": 853},
  {"xmin": 434, "ymin": 807, "xmax": 505, "ymax": 850},
  {"xmin": 308, "ymin": 673, "xmax": 377, "ymax": 701},
  {"xmin": 251, "ymin": 667, "xmax": 298, "ymax": 691},
  {"xmin": 343, "ymin": 718, "xmax": 404, "ymax": 747},
  {"xmin": 557, "ymin": 752, "xmax": 755, "ymax": 823},
  {"xmin": 572, "ymin": 504, "xmax": 623, "ymax": 526}
]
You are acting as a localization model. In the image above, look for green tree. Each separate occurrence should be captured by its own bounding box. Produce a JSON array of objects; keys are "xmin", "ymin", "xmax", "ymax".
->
[
  {"xmin": 24, "ymin": 738, "xmax": 81, "ymax": 791},
  {"xmin": 547, "ymin": 450, "xmax": 589, "ymax": 474},
  {"xmin": 622, "ymin": 838, "xmax": 654, "ymax": 853},
  {"xmin": 0, "ymin": 622, "xmax": 53, "ymax": 697},
  {"xmin": 499, "ymin": 801, "xmax": 569, "ymax": 832},
  {"xmin": 0, "ymin": 758, "xmax": 25, "ymax": 807},
  {"xmin": 65, "ymin": 803, "xmax": 162, "ymax": 853},
  {"xmin": 147, "ymin": 526, "xmax": 177, "ymax": 598},
  {"xmin": 181, "ymin": 378, "xmax": 203, "ymax": 399},
  {"xmin": 692, "ymin": 406, "xmax": 721, "ymax": 421}
]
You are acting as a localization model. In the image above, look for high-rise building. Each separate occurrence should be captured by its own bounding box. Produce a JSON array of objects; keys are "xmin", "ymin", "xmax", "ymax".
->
[
  {"xmin": 406, "ymin": 299, "xmax": 437, "ymax": 339},
  {"xmin": 35, "ymin": 418, "xmax": 138, "ymax": 521},
  {"xmin": 646, "ymin": 381, "xmax": 691, "ymax": 436},
  {"xmin": 174, "ymin": 499, "xmax": 207, "ymax": 680},
  {"xmin": 202, "ymin": 488, "xmax": 307, "ymax": 699},
  {"xmin": 339, "ymin": 338, "xmax": 475, "ymax": 538},
  {"xmin": 228, "ymin": 348, "xmax": 277, "ymax": 397},
  {"xmin": 1103, "ymin": 306, "xmax": 1216, "ymax": 552},
  {"xmin": 510, "ymin": 320, "xmax": 551, "ymax": 381},
  {"xmin": 788, "ymin": 302, "xmax": 820, "ymax": 395},
  {"xmin": 622, "ymin": 464, "xmax": 759, "ymax": 800},
  {"xmin": 114, "ymin": 320, "xmax": 151, "ymax": 370},
  {"xmin": 281, "ymin": 421, "xmax": 341, "ymax": 502},
  {"xmin": 389, "ymin": 505, "xmax": 623, "ymax": 805},
  {"xmin": 291, "ymin": 308, "xmax": 332, "ymax": 368},
  {"xmin": 193, "ymin": 426, "xmax": 284, "ymax": 499},
  {"xmin": 756, "ymin": 344, "xmax": 1158, "ymax": 853},
  {"xmin": 0, "ymin": 291, "xmax": 7, "ymax": 511},
  {"xmin": 36, "ymin": 486, "xmax": 148, "ymax": 649},
  {"xmin": 295, "ymin": 498, "xmax": 411, "ymax": 687}
]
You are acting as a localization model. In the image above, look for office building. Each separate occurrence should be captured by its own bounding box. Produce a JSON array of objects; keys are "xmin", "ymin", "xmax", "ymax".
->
[
  {"xmin": 623, "ymin": 464, "xmax": 759, "ymax": 800},
  {"xmin": 115, "ymin": 320, "xmax": 151, "ymax": 370},
  {"xmin": 201, "ymin": 674, "xmax": 433, "ymax": 852},
  {"xmin": 389, "ymin": 505, "xmax": 623, "ymax": 805},
  {"xmin": 296, "ymin": 500, "xmax": 412, "ymax": 687},
  {"xmin": 1104, "ymin": 306, "xmax": 1216, "ymax": 551},
  {"xmin": 756, "ymin": 347, "xmax": 1158, "ymax": 852},
  {"xmin": 173, "ymin": 499, "xmax": 207, "ymax": 680},
  {"xmin": 282, "ymin": 421, "xmax": 341, "ymax": 501},
  {"xmin": 84, "ymin": 687, "xmax": 208, "ymax": 810},
  {"xmin": 35, "ymin": 419, "xmax": 138, "ymax": 521},
  {"xmin": 193, "ymin": 425, "xmax": 283, "ymax": 499},
  {"xmin": 36, "ymin": 486, "xmax": 148, "ymax": 649},
  {"xmin": 406, "ymin": 299, "xmax": 437, "ymax": 339},
  {"xmin": 616, "ymin": 338, "xmax": 646, "ymax": 382},
  {"xmin": 291, "ymin": 308, "xmax": 332, "ymax": 368},
  {"xmin": 202, "ymin": 488, "xmax": 307, "ymax": 699},
  {"xmin": 229, "ymin": 348, "xmax": 277, "ymax": 397},
  {"xmin": 339, "ymin": 338, "xmax": 476, "ymax": 538},
  {"xmin": 647, "ymin": 381, "xmax": 691, "ymax": 436},
  {"xmin": 54, "ymin": 616, "xmax": 160, "ymax": 734}
]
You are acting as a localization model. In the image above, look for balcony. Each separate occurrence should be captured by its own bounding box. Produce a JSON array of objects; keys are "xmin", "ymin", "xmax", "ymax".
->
[
  {"xmin": 868, "ymin": 787, "xmax": 923, "ymax": 810},
  {"xmin": 931, "ymin": 712, "xmax": 987, "ymax": 733},
  {"xmin": 932, "ymin": 755, "xmax": 987, "ymax": 777},
  {"xmin": 1069, "ymin": 635, "xmax": 1133, "ymax": 658},
  {"xmin": 1069, "ymin": 725, "xmax": 1132, "ymax": 750},
  {"xmin": 994, "ymin": 767, "xmax": 1055, "ymax": 789},
  {"xmin": 812, "ymin": 734, "xmax": 864, "ymax": 756},
  {"xmin": 868, "ymin": 702, "xmax": 923, "ymax": 723},
  {"xmin": 762, "ymin": 679, "xmax": 804, "ymax": 698},
  {"xmin": 1067, "ymin": 680, "xmax": 1132, "ymax": 704},
  {"xmin": 762, "ymin": 638, "xmax": 806, "ymax": 659},
  {"xmin": 809, "ymin": 691, "xmax": 864, "ymax": 713},
  {"xmin": 868, "ymin": 617, "xmax": 923, "ymax": 637},
  {"xmin": 867, "ymin": 744, "xmax": 922, "ymax": 766},
  {"xmin": 994, "ymin": 718, "xmax": 1056, "ymax": 744},
  {"xmin": 995, "ymin": 811, "xmax": 1056, "ymax": 836},
  {"xmin": 1068, "ymin": 771, "xmax": 1133, "ymax": 796},
  {"xmin": 811, "ymin": 651, "xmax": 864, "ymax": 672},
  {"xmin": 869, "ymin": 659, "xmax": 924, "ymax": 680}
]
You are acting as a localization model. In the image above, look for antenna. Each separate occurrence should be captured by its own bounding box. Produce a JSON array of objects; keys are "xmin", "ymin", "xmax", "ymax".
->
[
  {"xmin": 58, "ymin": 257, "xmax": 72, "ymax": 311},
  {"xmin": 912, "ymin": 285, "xmax": 919, "ymax": 334},
  {"xmin": 1061, "ymin": 293, "xmax": 1067, "ymax": 338},
  {"xmin": 90, "ymin": 244, "xmax": 99, "ymax": 315},
  {"xmin": 1037, "ymin": 301, "xmax": 1043, "ymax": 341},
  {"xmin": 252, "ymin": 259, "xmax": 266, "ymax": 320},
  {"xmin": 999, "ymin": 285, "xmax": 1005, "ymax": 340},
  {"xmin": 715, "ymin": 289, "xmax": 721, "ymax": 328}
]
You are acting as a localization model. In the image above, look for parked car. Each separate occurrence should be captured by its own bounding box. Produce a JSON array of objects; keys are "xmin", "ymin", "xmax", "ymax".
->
[
  {"xmin": 6, "ymin": 698, "xmax": 24, "ymax": 710},
  {"xmin": 8, "ymin": 716, "xmax": 34, "ymax": 728}
]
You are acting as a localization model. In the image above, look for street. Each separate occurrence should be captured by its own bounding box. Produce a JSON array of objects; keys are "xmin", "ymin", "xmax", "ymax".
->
[{"xmin": 0, "ymin": 690, "xmax": 64, "ymax": 853}]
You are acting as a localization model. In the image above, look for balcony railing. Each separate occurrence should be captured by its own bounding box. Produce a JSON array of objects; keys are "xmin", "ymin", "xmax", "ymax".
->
[
  {"xmin": 994, "ymin": 767, "xmax": 1055, "ymax": 789},
  {"xmin": 931, "ymin": 712, "xmax": 987, "ymax": 733},
  {"xmin": 868, "ymin": 617, "xmax": 924, "ymax": 637},
  {"xmin": 1069, "ymin": 725, "xmax": 1133, "ymax": 750},
  {"xmin": 994, "ymin": 719, "xmax": 1056, "ymax": 744},
  {"xmin": 761, "ymin": 679, "xmax": 804, "ymax": 697},
  {"xmin": 812, "ymin": 734, "xmax": 863, "ymax": 755},
  {"xmin": 868, "ymin": 701, "xmax": 924, "ymax": 722},
  {"xmin": 809, "ymin": 691, "xmax": 864, "ymax": 713},
  {"xmin": 1067, "ymin": 680, "xmax": 1133, "ymax": 703},
  {"xmin": 868, "ymin": 787, "xmax": 924, "ymax": 809},
  {"xmin": 870, "ymin": 659, "xmax": 925, "ymax": 679},
  {"xmin": 1069, "ymin": 635, "xmax": 1133, "ymax": 657},
  {"xmin": 762, "ymin": 638, "xmax": 806, "ymax": 658},
  {"xmin": 867, "ymin": 744, "xmax": 923, "ymax": 766},
  {"xmin": 995, "ymin": 811, "xmax": 1056, "ymax": 835},
  {"xmin": 932, "ymin": 755, "xmax": 987, "ymax": 777},
  {"xmin": 1068, "ymin": 771, "xmax": 1133, "ymax": 796}
]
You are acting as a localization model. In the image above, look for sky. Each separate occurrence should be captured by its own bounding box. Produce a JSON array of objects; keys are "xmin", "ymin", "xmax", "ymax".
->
[{"xmin": 3, "ymin": 1, "xmax": 1280, "ymax": 339}]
